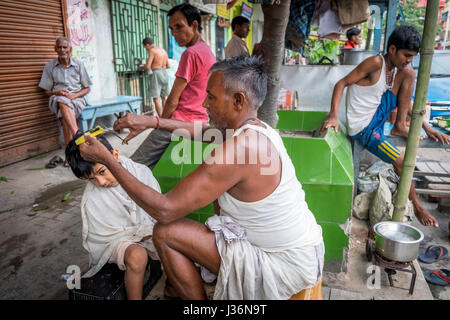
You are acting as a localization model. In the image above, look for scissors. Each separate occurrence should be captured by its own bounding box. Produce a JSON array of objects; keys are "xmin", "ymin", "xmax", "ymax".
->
[{"xmin": 112, "ymin": 113, "xmax": 129, "ymax": 145}]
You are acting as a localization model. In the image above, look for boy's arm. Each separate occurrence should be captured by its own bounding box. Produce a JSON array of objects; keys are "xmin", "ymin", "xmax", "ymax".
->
[{"xmin": 320, "ymin": 56, "xmax": 382, "ymax": 134}]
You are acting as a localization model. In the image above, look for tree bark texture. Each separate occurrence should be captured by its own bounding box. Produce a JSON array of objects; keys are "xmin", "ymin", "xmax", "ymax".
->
[{"xmin": 257, "ymin": 0, "xmax": 291, "ymax": 128}]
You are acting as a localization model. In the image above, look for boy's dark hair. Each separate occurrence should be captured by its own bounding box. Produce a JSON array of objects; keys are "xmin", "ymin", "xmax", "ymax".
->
[
  {"xmin": 346, "ymin": 27, "xmax": 361, "ymax": 41},
  {"xmin": 168, "ymin": 3, "xmax": 202, "ymax": 33},
  {"xmin": 231, "ymin": 16, "xmax": 250, "ymax": 31},
  {"xmin": 387, "ymin": 25, "xmax": 421, "ymax": 52},
  {"xmin": 142, "ymin": 37, "xmax": 154, "ymax": 46},
  {"xmin": 65, "ymin": 131, "xmax": 114, "ymax": 179}
]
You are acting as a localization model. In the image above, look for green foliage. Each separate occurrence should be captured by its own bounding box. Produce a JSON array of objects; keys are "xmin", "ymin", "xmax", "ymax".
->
[
  {"xmin": 62, "ymin": 192, "xmax": 71, "ymax": 202},
  {"xmin": 304, "ymin": 39, "xmax": 339, "ymax": 64},
  {"xmin": 398, "ymin": 1, "xmax": 441, "ymax": 36}
]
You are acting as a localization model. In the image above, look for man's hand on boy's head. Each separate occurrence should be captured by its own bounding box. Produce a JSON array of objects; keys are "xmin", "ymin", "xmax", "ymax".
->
[
  {"xmin": 113, "ymin": 113, "xmax": 156, "ymax": 144},
  {"xmin": 79, "ymin": 134, "xmax": 113, "ymax": 165}
]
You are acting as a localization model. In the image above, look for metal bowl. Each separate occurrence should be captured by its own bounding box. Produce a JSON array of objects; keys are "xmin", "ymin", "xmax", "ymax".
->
[
  {"xmin": 373, "ymin": 221, "xmax": 424, "ymax": 262},
  {"xmin": 340, "ymin": 49, "xmax": 374, "ymax": 65}
]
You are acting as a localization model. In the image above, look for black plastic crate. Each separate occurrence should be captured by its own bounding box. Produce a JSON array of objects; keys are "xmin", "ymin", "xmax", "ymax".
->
[{"xmin": 68, "ymin": 258, "xmax": 162, "ymax": 300}]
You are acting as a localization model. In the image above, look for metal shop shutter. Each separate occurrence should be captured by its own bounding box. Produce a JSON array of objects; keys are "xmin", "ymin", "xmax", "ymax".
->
[{"xmin": 0, "ymin": 0, "xmax": 67, "ymax": 167}]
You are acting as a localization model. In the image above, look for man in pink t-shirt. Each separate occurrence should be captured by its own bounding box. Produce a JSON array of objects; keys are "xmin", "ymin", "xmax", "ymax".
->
[
  {"xmin": 169, "ymin": 41, "xmax": 215, "ymax": 122},
  {"xmin": 130, "ymin": 4, "xmax": 216, "ymax": 169}
]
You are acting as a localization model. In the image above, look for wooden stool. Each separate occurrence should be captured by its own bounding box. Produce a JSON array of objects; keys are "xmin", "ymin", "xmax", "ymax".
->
[{"xmin": 289, "ymin": 280, "xmax": 323, "ymax": 300}]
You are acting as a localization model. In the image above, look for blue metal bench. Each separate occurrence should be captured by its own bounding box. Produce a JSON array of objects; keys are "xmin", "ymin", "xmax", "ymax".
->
[{"xmin": 79, "ymin": 95, "xmax": 142, "ymax": 132}]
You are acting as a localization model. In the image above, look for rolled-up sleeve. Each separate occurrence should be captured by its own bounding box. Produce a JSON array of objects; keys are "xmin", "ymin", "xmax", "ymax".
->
[{"xmin": 38, "ymin": 62, "xmax": 54, "ymax": 91}]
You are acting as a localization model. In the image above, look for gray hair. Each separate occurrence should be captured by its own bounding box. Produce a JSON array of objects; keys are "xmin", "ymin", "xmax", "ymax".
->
[
  {"xmin": 209, "ymin": 56, "xmax": 267, "ymax": 110},
  {"xmin": 56, "ymin": 36, "xmax": 71, "ymax": 48}
]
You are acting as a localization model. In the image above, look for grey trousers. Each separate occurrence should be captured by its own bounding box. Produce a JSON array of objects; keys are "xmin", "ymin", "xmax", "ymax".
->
[{"xmin": 131, "ymin": 129, "xmax": 173, "ymax": 170}]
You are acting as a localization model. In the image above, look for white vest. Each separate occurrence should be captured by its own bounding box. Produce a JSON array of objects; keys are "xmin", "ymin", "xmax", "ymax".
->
[
  {"xmin": 217, "ymin": 121, "xmax": 323, "ymax": 251},
  {"xmin": 346, "ymin": 54, "xmax": 395, "ymax": 136}
]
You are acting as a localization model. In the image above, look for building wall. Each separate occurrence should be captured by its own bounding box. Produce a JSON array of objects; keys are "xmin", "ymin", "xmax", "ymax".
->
[
  {"xmin": 66, "ymin": 0, "xmax": 117, "ymax": 101},
  {"xmin": 90, "ymin": 0, "xmax": 118, "ymax": 99}
]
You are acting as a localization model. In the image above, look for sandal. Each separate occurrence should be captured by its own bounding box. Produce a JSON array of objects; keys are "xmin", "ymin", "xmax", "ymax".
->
[
  {"xmin": 424, "ymin": 269, "xmax": 450, "ymax": 286},
  {"xmin": 418, "ymin": 245, "xmax": 448, "ymax": 264},
  {"xmin": 45, "ymin": 155, "xmax": 64, "ymax": 169}
]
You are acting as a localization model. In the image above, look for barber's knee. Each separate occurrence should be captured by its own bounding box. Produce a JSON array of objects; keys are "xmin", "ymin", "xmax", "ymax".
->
[
  {"xmin": 152, "ymin": 222, "xmax": 170, "ymax": 247},
  {"xmin": 125, "ymin": 245, "xmax": 148, "ymax": 273}
]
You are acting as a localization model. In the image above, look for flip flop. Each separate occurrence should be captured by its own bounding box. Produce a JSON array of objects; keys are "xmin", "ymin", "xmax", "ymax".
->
[
  {"xmin": 45, "ymin": 155, "xmax": 64, "ymax": 169},
  {"xmin": 424, "ymin": 269, "xmax": 450, "ymax": 286},
  {"xmin": 418, "ymin": 245, "xmax": 448, "ymax": 264}
]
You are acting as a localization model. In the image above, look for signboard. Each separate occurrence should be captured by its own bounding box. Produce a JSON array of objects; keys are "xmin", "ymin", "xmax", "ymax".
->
[
  {"xmin": 217, "ymin": 4, "xmax": 229, "ymax": 19},
  {"xmin": 188, "ymin": 0, "xmax": 216, "ymax": 14},
  {"xmin": 241, "ymin": 3, "xmax": 252, "ymax": 20},
  {"xmin": 227, "ymin": 0, "xmax": 237, "ymax": 10}
]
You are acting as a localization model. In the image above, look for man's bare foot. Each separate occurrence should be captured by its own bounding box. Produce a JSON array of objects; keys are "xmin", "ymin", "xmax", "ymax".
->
[
  {"xmin": 390, "ymin": 125, "xmax": 409, "ymax": 138},
  {"xmin": 414, "ymin": 206, "xmax": 439, "ymax": 228}
]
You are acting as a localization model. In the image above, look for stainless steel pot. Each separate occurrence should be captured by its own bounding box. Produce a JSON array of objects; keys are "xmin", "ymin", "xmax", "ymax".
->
[
  {"xmin": 373, "ymin": 221, "xmax": 424, "ymax": 262},
  {"xmin": 340, "ymin": 49, "xmax": 374, "ymax": 65}
]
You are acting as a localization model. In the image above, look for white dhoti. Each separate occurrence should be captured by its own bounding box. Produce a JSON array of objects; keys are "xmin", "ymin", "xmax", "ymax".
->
[
  {"xmin": 202, "ymin": 215, "xmax": 325, "ymax": 300},
  {"xmin": 201, "ymin": 121, "xmax": 325, "ymax": 300}
]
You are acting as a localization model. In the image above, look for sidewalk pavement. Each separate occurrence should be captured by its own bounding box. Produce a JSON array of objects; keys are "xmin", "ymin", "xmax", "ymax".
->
[
  {"xmin": 0, "ymin": 129, "xmax": 151, "ymax": 299},
  {"xmin": 0, "ymin": 128, "xmax": 445, "ymax": 300}
]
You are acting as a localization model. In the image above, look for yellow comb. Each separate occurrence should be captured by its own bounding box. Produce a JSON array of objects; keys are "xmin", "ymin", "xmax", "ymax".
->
[{"xmin": 75, "ymin": 125, "xmax": 104, "ymax": 145}]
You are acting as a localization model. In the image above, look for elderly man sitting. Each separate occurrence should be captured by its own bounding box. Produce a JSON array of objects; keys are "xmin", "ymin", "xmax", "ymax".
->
[
  {"xmin": 39, "ymin": 36, "xmax": 91, "ymax": 165},
  {"xmin": 79, "ymin": 56, "xmax": 325, "ymax": 300}
]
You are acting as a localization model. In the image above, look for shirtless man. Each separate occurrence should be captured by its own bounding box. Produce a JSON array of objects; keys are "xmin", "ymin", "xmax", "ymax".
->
[
  {"xmin": 320, "ymin": 25, "xmax": 449, "ymax": 228},
  {"xmin": 141, "ymin": 37, "xmax": 170, "ymax": 117}
]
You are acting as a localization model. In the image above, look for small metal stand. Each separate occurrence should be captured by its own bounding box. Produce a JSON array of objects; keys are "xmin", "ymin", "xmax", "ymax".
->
[{"xmin": 366, "ymin": 240, "xmax": 417, "ymax": 295}]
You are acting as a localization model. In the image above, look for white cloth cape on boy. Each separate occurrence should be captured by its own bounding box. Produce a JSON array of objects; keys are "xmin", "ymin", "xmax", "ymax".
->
[{"xmin": 80, "ymin": 156, "xmax": 160, "ymax": 278}]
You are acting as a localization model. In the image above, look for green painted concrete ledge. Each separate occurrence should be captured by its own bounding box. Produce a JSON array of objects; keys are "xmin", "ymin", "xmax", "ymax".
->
[{"xmin": 152, "ymin": 110, "xmax": 354, "ymax": 265}]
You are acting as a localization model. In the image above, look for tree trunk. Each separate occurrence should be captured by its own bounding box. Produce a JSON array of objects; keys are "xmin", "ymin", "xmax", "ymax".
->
[{"xmin": 257, "ymin": 0, "xmax": 291, "ymax": 128}]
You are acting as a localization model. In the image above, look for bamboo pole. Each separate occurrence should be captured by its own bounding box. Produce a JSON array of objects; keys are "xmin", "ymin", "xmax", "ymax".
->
[{"xmin": 392, "ymin": 0, "xmax": 440, "ymax": 222}]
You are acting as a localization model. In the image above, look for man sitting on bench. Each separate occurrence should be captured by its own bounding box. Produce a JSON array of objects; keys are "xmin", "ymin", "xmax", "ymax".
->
[{"xmin": 39, "ymin": 36, "xmax": 91, "ymax": 166}]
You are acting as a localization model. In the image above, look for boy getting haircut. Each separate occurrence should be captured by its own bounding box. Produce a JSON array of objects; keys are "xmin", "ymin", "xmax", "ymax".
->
[
  {"xmin": 66, "ymin": 132, "xmax": 114, "ymax": 179},
  {"xmin": 65, "ymin": 133, "xmax": 162, "ymax": 300}
]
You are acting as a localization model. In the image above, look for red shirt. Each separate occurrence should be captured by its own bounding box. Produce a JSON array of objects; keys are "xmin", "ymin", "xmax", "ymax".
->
[
  {"xmin": 171, "ymin": 41, "xmax": 216, "ymax": 123},
  {"xmin": 344, "ymin": 40, "xmax": 356, "ymax": 49}
]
